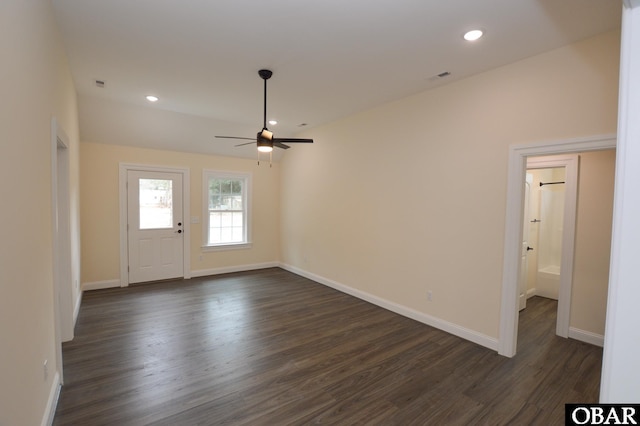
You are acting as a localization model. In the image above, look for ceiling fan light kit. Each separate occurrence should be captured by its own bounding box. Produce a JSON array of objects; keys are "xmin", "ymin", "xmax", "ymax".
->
[
  {"xmin": 215, "ymin": 69, "xmax": 313, "ymax": 165},
  {"xmin": 257, "ymin": 136, "xmax": 273, "ymax": 153}
]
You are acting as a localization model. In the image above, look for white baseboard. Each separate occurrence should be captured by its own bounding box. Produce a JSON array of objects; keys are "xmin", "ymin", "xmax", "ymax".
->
[
  {"xmin": 83, "ymin": 263, "xmax": 280, "ymax": 291},
  {"xmin": 41, "ymin": 371, "xmax": 61, "ymax": 426},
  {"xmin": 279, "ymin": 263, "xmax": 498, "ymax": 352},
  {"xmin": 526, "ymin": 288, "xmax": 537, "ymax": 299},
  {"xmin": 82, "ymin": 279, "xmax": 120, "ymax": 291},
  {"xmin": 191, "ymin": 261, "xmax": 280, "ymax": 278},
  {"xmin": 569, "ymin": 327, "xmax": 604, "ymax": 347}
]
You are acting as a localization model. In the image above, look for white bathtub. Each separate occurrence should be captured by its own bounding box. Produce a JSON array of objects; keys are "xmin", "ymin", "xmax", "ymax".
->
[{"xmin": 537, "ymin": 265, "xmax": 560, "ymax": 299}]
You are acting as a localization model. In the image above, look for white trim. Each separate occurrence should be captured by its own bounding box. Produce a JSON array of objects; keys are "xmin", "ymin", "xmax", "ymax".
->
[
  {"xmin": 73, "ymin": 290, "xmax": 82, "ymax": 325},
  {"xmin": 526, "ymin": 154, "xmax": 579, "ymax": 339},
  {"xmin": 600, "ymin": 4, "xmax": 640, "ymax": 403},
  {"xmin": 83, "ymin": 279, "xmax": 121, "ymax": 291},
  {"xmin": 191, "ymin": 261, "xmax": 279, "ymax": 278},
  {"xmin": 50, "ymin": 117, "xmax": 71, "ymax": 385},
  {"xmin": 526, "ymin": 288, "xmax": 537, "ymax": 299},
  {"xmin": 201, "ymin": 242, "xmax": 253, "ymax": 252},
  {"xmin": 41, "ymin": 371, "xmax": 61, "ymax": 426},
  {"xmin": 498, "ymin": 134, "xmax": 616, "ymax": 357},
  {"xmin": 569, "ymin": 327, "xmax": 604, "ymax": 348},
  {"xmin": 119, "ymin": 163, "xmax": 191, "ymax": 287},
  {"xmin": 280, "ymin": 263, "xmax": 498, "ymax": 351}
]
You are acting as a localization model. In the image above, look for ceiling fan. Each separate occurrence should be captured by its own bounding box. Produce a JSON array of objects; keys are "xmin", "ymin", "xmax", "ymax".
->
[{"xmin": 215, "ymin": 69, "xmax": 313, "ymax": 153}]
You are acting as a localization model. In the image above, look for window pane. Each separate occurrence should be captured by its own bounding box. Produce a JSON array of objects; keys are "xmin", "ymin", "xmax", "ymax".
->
[
  {"xmin": 139, "ymin": 178, "xmax": 172, "ymax": 229},
  {"xmin": 221, "ymin": 180, "xmax": 232, "ymax": 195},
  {"xmin": 209, "ymin": 180, "xmax": 220, "ymax": 195},
  {"xmin": 232, "ymin": 180, "xmax": 241, "ymax": 194},
  {"xmin": 209, "ymin": 195, "xmax": 220, "ymax": 209},
  {"xmin": 208, "ymin": 227, "xmax": 221, "ymax": 244},
  {"xmin": 221, "ymin": 196, "xmax": 234, "ymax": 210},
  {"xmin": 232, "ymin": 212, "xmax": 243, "ymax": 226},
  {"xmin": 231, "ymin": 195, "xmax": 242, "ymax": 210},
  {"xmin": 231, "ymin": 227, "xmax": 243, "ymax": 242},
  {"xmin": 221, "ymin": 212, "xmax": 232, "ymax": 227},
  {"xmin": 210, "ymin": 212, "xmax": 221, "ymax": 227},
  {"xmin": 220, "ymin": 227, "xmax": 232, "ymax": 242}
]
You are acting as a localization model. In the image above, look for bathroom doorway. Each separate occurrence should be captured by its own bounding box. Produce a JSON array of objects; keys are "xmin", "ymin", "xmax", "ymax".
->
[
  {"xmin": 518, "ymin": 154, "xmax": 579, "ymax": 343},
  {"xmin": 521, "ymin": 154, "xmax": 579, "ymax": 338},
  {"xmin": 525, "ymin": 165, "xmax": 567, "ymax": 301},
  {"xmin": 499, "ymin": 136, "xmax": 616, "ymax": 358}
]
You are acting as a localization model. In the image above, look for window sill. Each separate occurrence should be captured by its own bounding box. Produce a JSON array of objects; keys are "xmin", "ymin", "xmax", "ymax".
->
[{"xmin": 201, "ymin": 242, "xmax": 252, "ymax": 252}]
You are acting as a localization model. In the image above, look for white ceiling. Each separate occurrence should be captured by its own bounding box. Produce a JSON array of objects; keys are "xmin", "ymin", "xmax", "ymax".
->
[{"xmin": 52, "ymin": 0, "xmax": 622, "ymax": 160}]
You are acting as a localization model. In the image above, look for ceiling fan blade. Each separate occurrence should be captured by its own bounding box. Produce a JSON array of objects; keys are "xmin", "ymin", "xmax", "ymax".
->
[
  {"xmin": 215, "ymin": 136, "xmax": 255, "ymax": 141},
  {"xmin": 234, "ymin": 141, "xmax": 256, "ymax": 147},
  {"xmin": 274, "ymin": 142, "xmax": 290, "ymax": 150},
  {"xmin": 273, "ymin": 138, "xmax": 314, "ymax": 144}
]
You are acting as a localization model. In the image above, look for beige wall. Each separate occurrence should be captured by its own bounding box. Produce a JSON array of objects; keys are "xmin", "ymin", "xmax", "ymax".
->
[
  {"xmin": 80, "ymin": 142, "xmax": 281, "ymax": 285},
  {"xmin": 280, "ymin": 30, "xmax": 620, "ymax": 341},
  {"xmin": 571, "ymin": 150, "xmax": 616, "ymax": 336},
  {"xmin": 0, "ymin": 1, "xmax": 80, "ymax": 425}
]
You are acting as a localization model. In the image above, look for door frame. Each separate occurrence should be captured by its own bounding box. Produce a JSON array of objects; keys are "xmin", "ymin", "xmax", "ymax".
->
[
  {"xmin": 525, "ymin": 154, "xmax": 578, "ymax": 337},
  {"xmin": 50, "ymin": 117, "xmax": 72, "ymax": 384},
  {"xmin": 498, "ymin": 134, "xmax": 616, "ymax": 357},
  {"xmin": 119, "ymin": 163, "xmax": 191, "ymax": 287}
]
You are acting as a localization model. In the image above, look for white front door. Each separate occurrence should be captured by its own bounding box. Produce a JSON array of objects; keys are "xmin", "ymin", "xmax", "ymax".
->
[{"xmin": 127, "ymin": 170, "xmax": 184, "ymax": 284}]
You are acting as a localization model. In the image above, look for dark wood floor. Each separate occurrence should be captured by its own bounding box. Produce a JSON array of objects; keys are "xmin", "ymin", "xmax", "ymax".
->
[{"xmin": 53, "ymin": 268, "xmax": 602, "ymax": 425}]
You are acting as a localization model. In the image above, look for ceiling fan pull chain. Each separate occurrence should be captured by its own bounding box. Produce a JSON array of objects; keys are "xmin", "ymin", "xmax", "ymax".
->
[{"xmin": 270, "ymin": 151, "xmax": 272, "ymax": 168}]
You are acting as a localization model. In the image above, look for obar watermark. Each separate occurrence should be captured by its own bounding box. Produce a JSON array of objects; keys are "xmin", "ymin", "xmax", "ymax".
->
[{"xmin": 566, "ymin": 404, "xmax": 639, "ymax": 425}]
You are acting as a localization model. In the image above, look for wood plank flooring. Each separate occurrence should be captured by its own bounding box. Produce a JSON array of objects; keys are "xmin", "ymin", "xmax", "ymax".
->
[{"xmin": 53, "ymin": 268, "xmax": 602, "ymax": 425}]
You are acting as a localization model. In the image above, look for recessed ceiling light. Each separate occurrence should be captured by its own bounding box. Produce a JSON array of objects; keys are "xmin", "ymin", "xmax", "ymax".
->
[
  {"xmin": 146, "ymin": 95, "xmax": 159, "ymax": 102},
  {"xmin": 463, "ymin": 29, "xmax": 484, "ymax": 41},
  {"xmin": 268, "ymin": 120, "xmax": 278, "ymax": 125}
]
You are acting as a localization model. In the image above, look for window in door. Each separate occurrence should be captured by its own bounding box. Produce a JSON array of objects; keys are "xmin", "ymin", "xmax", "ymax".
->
[
  {"xmin": 139, "ymin": 178, "xmax": 173, "ymax": 229},
  {"xmin": 202, "ymin": 171, "xmax": 251, "ymax": 250}
]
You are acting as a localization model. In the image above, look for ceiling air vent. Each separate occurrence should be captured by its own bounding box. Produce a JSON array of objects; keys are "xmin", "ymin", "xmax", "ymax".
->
[
  {"xmin": 95, "ymin": 80, "xmax": 105, "ymax": 88},
  {"xmin": 427, "ymin": 71, "xmax": 452, "ymax": 82}
]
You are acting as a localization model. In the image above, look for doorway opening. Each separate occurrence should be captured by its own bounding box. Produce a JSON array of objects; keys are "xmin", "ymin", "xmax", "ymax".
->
[
  {"xmin": 499, "ymin": 135, "xmax": 616, "ymax": 358},
  {"xmin": 518, "ymin": 155, "xmax": 577, "ymax": 355}
]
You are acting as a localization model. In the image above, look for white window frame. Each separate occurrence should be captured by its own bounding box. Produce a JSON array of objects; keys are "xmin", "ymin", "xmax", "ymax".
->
[{"xmin": 202, "ymin": 170, "xmax": 252, "ymax": 251}]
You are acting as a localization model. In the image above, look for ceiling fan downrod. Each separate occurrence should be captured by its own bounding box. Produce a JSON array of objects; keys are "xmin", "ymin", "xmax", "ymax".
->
[{"xmin": 258, "ymin": 69, "xmax": 272, "ymax": 132}]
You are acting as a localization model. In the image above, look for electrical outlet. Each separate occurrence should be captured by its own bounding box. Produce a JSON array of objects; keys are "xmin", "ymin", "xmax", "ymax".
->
[
  {"xmin": 43, "ymin": 359, "xmax": 48, "ymax": 381},
  {"xmin": 427, "ymin": 291, "xmax": 433, "ymax": 302}
]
